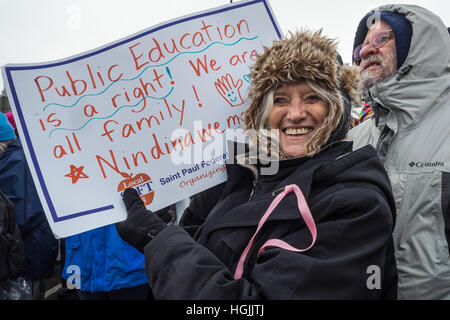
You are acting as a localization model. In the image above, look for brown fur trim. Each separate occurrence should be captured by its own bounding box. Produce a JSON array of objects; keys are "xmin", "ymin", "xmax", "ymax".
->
[
  {"xmin": 340, "ymin": 65, "xmax": 362, "ymax": 106},
  {"xmin": 244, "ymin": 30, "xmax": 360, "ymax": 131}
]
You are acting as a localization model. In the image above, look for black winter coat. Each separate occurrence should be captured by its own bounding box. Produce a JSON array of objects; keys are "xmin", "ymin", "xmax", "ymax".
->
[
  {"xmin": 0, "ymin": 190, "xmax": 26, "ymax": 282},
  {"xmin": 144, "ymin": 141, "xmax": 398, "ymax": 299}
]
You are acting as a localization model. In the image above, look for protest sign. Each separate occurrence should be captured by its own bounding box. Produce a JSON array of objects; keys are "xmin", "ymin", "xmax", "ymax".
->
[{"xmin": 2, "ymin": 0, "xmax": 282, "ymax": 238}]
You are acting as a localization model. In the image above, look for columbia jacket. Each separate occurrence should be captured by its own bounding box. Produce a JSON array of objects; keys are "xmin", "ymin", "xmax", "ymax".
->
[
  {"xmin": 348, "ymin": 5, "xmax": 450, "ymax": 299},
  {"xmin": 144, "ymin": 141, "xmax": 397, "ymax": 299}
]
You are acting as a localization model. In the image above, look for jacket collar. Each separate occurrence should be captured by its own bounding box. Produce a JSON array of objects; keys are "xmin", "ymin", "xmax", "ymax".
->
[{"xmin": 203, "ymin": 141, "xmax": 352, "ymax": 234}]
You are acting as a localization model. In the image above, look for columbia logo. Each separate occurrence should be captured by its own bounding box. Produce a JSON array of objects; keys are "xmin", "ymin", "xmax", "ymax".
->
[{"xmin": 409, "ymin": 161, "xmax": 444, "ymax": 168}]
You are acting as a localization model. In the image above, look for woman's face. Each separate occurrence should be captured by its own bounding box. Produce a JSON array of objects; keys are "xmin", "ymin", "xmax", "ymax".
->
[{"xmin": 267, "ymin": 81, "xmax": 328, "ymax": 158}]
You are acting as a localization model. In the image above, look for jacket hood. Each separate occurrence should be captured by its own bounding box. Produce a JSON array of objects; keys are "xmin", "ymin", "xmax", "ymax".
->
[
  {"xmin": 353, "ymin": 11, "xmax": 413, "ymax": 70},
  {"xmin": 244, "ymin": 30, "xmax": 361, "ymax": 156},
  {"xmin": 353, "ymin": 4, "xmax": 450, "ymax": 129}
]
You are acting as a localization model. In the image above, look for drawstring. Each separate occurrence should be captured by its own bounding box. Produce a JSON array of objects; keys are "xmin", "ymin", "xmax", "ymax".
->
[{"xmin": 233, "ymin": 184, "xmax": 317, "ymax": 280}]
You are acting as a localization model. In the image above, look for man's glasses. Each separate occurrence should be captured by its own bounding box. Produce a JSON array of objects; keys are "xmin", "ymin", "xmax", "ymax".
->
[{"xmin": 353, "ymin": 30, "xmax": 393, "ymax": 62}]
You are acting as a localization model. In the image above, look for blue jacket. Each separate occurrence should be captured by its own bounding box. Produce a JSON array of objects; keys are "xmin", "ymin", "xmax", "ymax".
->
[
  {"xmin": 0, "ymin": 139, "xmax": 58, "ymax": 280},
  {"xmin": 63, "ymin": 224, "xmax": 148, "ymax": 292}
]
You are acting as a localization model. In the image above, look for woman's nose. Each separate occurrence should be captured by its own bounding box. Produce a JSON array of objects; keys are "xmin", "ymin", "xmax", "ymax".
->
[{"xmin": 287, "ymin": 101, "xmax": 306, "ymax": 121}]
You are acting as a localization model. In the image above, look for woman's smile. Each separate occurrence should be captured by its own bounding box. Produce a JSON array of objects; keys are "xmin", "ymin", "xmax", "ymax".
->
[{"xmin": 267, "ymin": 81, "xmax": 328, "ymax": 158}]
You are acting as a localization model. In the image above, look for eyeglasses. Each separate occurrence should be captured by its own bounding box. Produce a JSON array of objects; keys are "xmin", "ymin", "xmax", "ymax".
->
[{"xmin": 353, "ymin": 30, "xmax": 393, "ymax": 62}]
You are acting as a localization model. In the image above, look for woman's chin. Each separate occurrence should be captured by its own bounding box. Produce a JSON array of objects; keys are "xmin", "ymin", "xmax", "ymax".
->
[{"xmin": 281, "ymin": 146, "xmax": 306, "ymax": 158}]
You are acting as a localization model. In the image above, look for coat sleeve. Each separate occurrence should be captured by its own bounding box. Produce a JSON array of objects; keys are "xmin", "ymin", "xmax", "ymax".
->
[
  {"xmin": 1, "ymin": 143, "xmax": 58, "ymax": 279},
  {"xmin": 0, "ymin": 146, "xmax": 37, "ymax": 232},
  {"xmin": 179, "ymin": 182, "xmax": 225, "ymax": 236},
  {"xmin": 144, "ymin": 185, "xmax": 396, "ymax": 299}
]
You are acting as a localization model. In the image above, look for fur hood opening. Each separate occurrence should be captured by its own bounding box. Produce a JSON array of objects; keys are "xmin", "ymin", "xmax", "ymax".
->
[{"xmin": 244, "ymin": 30, "xmax": 361, "ymax": 157}]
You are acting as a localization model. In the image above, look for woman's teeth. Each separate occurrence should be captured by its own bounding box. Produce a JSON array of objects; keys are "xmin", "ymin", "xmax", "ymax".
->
[{"xmin": 284, "ymin": 128, "xmax": 313, "ymax": 135}]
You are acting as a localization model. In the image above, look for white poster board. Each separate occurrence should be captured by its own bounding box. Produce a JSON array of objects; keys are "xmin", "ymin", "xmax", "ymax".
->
[{"xmin": 2, "ymin": 0, "xmax": 282, "ymax": 238}]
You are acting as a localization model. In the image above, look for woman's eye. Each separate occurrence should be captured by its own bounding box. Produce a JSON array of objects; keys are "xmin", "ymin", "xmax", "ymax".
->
[
  {"xmin": 273, "ymin": 97, "xmax": 287, "ymax": 104},
  {"xmin": 305, "ymin": 95, "xmax": 321, "ymax": 103}
]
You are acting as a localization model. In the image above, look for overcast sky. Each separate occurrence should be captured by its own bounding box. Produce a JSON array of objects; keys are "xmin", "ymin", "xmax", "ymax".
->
[{"xmin": 1, "ymin": 0, "xmax": 449, "ymax": 91}]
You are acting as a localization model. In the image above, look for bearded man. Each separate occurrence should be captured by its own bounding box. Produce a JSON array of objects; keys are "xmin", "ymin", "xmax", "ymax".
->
[{"xmin": 349, "ymin": 5, "xmax": 450, "ymax": 299}]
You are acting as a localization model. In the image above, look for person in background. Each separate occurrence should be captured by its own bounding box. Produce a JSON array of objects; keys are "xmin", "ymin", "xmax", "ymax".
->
[
  {"xmin": 62, "ymin": 225, "xmax": 150, "ymax": 300},
  {"xmin": 0, "ymin": 112, "xmax": 58, "ymax": 299},
  {"xmin": 62, "ymin": 205, "xmax": 173, "ymax": 300},
  {"xmin": 1, "ymin": 114, "xmax": 148, "ymax": 300},
  {"xmin": 5, "ymin": 112, "xmax": 17, "ymax": 137},
  {"xmin": 0, "ymin": 187, "xmax": 28, "ymax": 300},
  {"xmin": 5, "ymin": 112, "xmax": 19, "ymax": 137},
  {"xmin": 349, "ymin": 4, "xmax": 450, "ymax": 299},
  {"xmin": 0, "ymin": 114, "xmax": 27, "ymax": 299},
  {"xmin": 115, "ymin": 30, "xmax": 397, "ymax": 299}
]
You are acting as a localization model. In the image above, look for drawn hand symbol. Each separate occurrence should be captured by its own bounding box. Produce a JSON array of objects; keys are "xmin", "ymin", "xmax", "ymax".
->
[{"xmin": 214, "ymin": 73, "xmax": 245, "ymax": 107}]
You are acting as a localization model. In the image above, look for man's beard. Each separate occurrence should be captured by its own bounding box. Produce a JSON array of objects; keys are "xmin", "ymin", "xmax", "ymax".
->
[{"xmin": 360, "ymin": 53, "xmax": 397, "ymax": 90}]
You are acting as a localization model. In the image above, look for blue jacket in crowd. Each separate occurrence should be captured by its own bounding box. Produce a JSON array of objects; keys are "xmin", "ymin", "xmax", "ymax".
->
[
  {"xmin": 0, "ymin": 138, "xmax": 58, "ymax": 281},
  {"xmin": 63, "ymin": 224, "xmax": 148, "ymax": 292}
]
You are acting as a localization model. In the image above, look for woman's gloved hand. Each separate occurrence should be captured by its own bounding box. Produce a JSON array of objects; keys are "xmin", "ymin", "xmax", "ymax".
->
[{"xmin": 115, "ymin": 188, "xmax": 166, "ymax": 253}]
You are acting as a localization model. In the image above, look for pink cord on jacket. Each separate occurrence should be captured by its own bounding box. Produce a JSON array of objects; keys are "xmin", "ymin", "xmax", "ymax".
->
[{"xmin": 234, "ymin": 184, "xmax": 317, "ymax": 280}]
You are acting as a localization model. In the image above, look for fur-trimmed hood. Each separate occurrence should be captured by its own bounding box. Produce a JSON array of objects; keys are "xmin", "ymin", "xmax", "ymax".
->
[{"xmin": 244, "ymin": 30, "xmax": 360, "ymax": 156}]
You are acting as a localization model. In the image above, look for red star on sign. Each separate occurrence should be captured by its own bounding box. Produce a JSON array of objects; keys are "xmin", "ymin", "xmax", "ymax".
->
[{"xmin": 64, "ymin": 164, "xmax": 89, "ymax": 184}]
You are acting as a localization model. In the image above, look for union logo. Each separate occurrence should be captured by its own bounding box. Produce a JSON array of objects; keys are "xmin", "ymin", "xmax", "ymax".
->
[{"xmin": 117, "ymin": 172, "xmax": 154, "ymax": 206}]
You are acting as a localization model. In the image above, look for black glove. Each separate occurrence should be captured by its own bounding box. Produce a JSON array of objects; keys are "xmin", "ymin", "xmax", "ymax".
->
[
  {"xmin": 115, "ymin": 188, "xmax": 166, "ymax": 253},
  {"xmin": 154, "ymin": 205, "xmax": 176, "ymax": 224}
]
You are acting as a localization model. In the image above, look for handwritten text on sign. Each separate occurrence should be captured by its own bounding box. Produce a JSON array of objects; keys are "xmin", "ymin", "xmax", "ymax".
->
[{"xmin": 2, "ymin": 0, "xmax": 281, "ymax": 238}]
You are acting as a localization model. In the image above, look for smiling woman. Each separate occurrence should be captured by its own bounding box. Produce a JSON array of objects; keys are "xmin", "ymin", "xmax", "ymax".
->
[
  {"xmin": 114, "ymin": 29, "xmax": 399, "ymax": 300},
  {"xmin": 267, "ymin": 81, "xmax": 328, "ymax": 158},
  {"xmin": 244, "ymin": 31, "xmax": 360, "ymax": 159}
]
